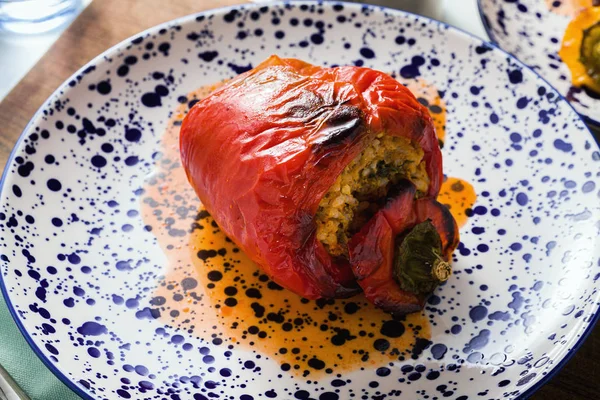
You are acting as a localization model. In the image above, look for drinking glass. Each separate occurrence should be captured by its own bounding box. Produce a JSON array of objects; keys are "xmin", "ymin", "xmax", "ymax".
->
[{"xmin": 0, "ymin": 0, "xmax": 81, "ymax": 34}]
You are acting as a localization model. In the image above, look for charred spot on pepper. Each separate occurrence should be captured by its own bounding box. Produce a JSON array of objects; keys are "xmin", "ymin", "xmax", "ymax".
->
[
  {"xmin": 386, "ymin": 179, "xmax": 417, "ymax": 202},
  {"xmin": 437, "ymin": 203, "xmax": 460, "ymax": 254},
  {"xmin": 375, "ymin": 300, "xmax": 423, "ymax": 317},
  {"xmin": 312, "ymin": 105, "xmax": 366, "ymax": 148},
  {"xmin": 281, "ymin": 90, "xmax": 328, "ymax": 119},
  {"xmin": 408, "ymin": 113, "xmax": 427, "ymax": 138}
]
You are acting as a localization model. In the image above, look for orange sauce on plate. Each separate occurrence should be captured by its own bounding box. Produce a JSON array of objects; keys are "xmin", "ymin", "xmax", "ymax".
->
[
  {"xmin": 141, "ymin": 76, "xmax": 475, "ymax": 377},
  {"xmin": 438, "ymin": 178, "xmax": 477, "ymax": 228}
]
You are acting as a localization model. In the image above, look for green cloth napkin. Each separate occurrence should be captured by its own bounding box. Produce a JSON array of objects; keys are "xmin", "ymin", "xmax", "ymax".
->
[{"xmin": 0, "ymin": 293, "xmax": 80, "ymax": 400}]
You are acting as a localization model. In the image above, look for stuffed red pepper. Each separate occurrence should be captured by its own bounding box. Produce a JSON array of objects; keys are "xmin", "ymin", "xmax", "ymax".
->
[{"xmin": 180, "ymin": 55, "xmax": 459, "ymax": 313}]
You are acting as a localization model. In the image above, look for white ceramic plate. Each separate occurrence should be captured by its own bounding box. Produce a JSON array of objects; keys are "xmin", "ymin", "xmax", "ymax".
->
[{"xmin": 1, "ymin": 2, "xmax": 599, "ymax": 399}]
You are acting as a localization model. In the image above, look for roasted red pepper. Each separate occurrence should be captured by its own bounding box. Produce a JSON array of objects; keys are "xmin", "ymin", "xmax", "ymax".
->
[
  {"xmin": 348, "ymin": 181, "xmax": 459, "ymax": 314},
  {"xmin": 180, "ymin": 56, "xmax": 456, "ymax": 310}
]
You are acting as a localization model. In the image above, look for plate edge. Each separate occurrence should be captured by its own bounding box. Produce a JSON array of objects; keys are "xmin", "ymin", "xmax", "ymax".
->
[
  {"xmin": 0, "ymin": 1, "xmax": 598, "ymax": 399},
  {"xmin": 475, "ymin": 0, "xmax": 600, "ymax": 130}
]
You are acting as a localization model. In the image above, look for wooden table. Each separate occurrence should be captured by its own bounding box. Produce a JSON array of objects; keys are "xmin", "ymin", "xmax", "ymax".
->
[{"xmin": 0, "ymin": 0, "xmax": 598, "ymax": 398}]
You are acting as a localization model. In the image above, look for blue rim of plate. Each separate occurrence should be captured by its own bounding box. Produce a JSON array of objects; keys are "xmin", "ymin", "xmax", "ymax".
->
[
  {"xmin": 476, "ymin": 0, "xmax": 600, "ymax": 131},
  {"xmin": 0, "ymin": 1, "xmax": 598, "ymax": 399}
]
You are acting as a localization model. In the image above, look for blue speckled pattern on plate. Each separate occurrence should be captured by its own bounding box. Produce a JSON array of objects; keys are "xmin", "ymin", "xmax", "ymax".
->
[
  {"xmin": 478, "ymin": 0, "xmax": 600, "ymax": 127},
  {"xmin": 1, "ymin": 2, "xmax": 600, "ymax": 399}
]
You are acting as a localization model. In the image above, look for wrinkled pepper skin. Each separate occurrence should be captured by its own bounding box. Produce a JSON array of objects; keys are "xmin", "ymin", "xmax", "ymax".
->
[
  {"xmin": 180, "ymin": 55, "xmax": 444, "ymax": 301},
  {"xmin": 348, "ymin": 181, "xmax": 459, "ymax": 315}
]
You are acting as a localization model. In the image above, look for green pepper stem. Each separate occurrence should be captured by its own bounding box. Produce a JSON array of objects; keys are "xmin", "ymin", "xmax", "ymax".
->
[
  {"xmin": 432, "ymin": 253, "xmax": 452, "ymax": 282},
  {"xmin": 394, "ymin": 220, "xmax": 453, "ymax": 296}
]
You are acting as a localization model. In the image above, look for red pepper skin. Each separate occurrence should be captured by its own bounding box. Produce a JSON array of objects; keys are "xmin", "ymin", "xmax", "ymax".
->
[
  {"xmin": 414, "ymin": 198, "xmax": 460, "ymax": 261},
  {"xmin": 348, "ymin": 183, "xmax": 460, "ymax": 315},
  {"xmin": 180, "ymin": 56, "xmax": 442, "ymax": 300}
]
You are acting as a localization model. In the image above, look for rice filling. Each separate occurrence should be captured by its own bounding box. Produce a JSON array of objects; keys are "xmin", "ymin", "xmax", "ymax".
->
[{"xmin": 315, "ymin": 134, "xmax": 429, "ymax": 257}]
